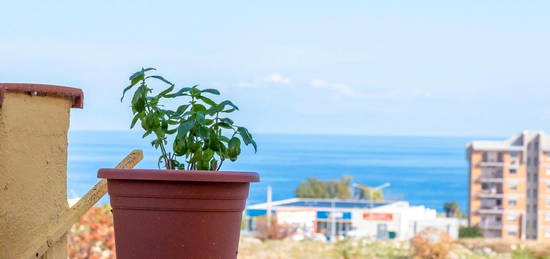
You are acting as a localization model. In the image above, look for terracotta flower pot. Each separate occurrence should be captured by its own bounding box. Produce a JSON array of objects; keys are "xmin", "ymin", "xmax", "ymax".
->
[{"xmin": 98, "ymin": 168, "xmax": 259, "ymax": 259}]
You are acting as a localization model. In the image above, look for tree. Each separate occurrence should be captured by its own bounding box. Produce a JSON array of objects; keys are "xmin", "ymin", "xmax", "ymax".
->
[
  {"xmin": 355, "ymin": 186, "xmax": 383, "ymax": 201},
  {"xmin": 295, "ymin": 177, "xmax": 352, "ymax": 199},
  {"xmin": 443, "ymin": 202, "xmax": 461, "ymax": 218}
]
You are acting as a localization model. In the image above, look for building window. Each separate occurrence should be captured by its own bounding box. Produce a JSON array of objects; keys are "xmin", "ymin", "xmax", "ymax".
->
[
  {"xmin": 508, "ymin": 231, "xmax": 517, "ymax": 237},
  {"xmin": 509, "ymin": 183, "xmax": 518, "ymax": 191},
  {"xmin": 484, "ymin": 152, "xmax": 502, "ymax": 162},
  {"xmin": 508, "ymin": 199, "xmax": 517, "ymax": 206},
  {"xmin": 508, "ymin": 214, "xmax": 517, "ymax": 221},
  {"xmin": 547, "ymin": 183, "xmax": 550, "ymax": 192},
  {"xmin": 545, "ymin": 213, "xmax": 550, "ymax": 222},
  {"xmin": 510, "ymin": 168, "xmax": 517, "ymax": 174},
  {"xmin": 547, "ymin": 199, "xmax": 550, "ymax": 208},
  {"xmin": 546, "ymin": 168, "xmax": 550, "ymax": 176},
  {"xmin": 510, "ymin": 152, "xmax": 518, "ymax": 158}
]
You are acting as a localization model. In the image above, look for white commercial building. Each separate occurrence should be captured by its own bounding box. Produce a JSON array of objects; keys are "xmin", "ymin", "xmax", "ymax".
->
[{"xmin": 245, "ymin": 198, "xmax": 459, "ymax": 240}]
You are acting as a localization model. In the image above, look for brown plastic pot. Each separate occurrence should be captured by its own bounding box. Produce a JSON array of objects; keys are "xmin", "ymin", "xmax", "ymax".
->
[{"xmin": 98, "ymin": 168, "xmax": 259, "ymax": 259}]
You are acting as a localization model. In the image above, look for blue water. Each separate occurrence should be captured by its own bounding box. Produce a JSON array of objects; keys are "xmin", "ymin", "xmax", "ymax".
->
[{"xmin": 67, "ymin": 131, "xmax": 478, "ymax": 212}]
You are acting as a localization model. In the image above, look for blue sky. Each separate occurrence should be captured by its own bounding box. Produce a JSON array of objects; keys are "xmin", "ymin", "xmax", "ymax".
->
[{"xmin": 1, "ymin": 1, "xmax": 550, "ymax": 136}]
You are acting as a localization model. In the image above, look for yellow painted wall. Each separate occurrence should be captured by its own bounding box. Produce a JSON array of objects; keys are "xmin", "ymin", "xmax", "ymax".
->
[{"xmin": 0, "ymin": 92, "xmax": 72, "ymax": 258}]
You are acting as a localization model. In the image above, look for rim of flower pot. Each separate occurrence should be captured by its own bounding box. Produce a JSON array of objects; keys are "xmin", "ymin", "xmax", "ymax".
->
[{"xmin": 98, "ymin": 168, "xmax": 260, "ymax": 183}]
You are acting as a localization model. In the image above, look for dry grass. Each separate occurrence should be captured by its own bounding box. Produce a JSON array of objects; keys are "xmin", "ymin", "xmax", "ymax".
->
[
  {"xmin": 238, "ymin": 237, "xmax": 410, "ymax": 259},
  {"xmin": 67, "ymin": 206, "xmax": 550, "ymax": 259}
]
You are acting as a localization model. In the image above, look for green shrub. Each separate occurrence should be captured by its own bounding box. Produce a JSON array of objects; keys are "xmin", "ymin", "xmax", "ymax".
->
[{"xmin": 458, "ymin": 226, "xmax": 483, "ymax": 238}]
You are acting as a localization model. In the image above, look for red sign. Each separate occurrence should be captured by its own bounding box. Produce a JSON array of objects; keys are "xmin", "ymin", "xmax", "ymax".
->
[{"xmin": 363, "ymin": 212, "xmax": 393, "ymax": 221}]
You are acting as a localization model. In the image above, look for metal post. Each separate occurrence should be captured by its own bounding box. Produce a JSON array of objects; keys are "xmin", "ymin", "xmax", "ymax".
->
[
  {"xmin": 331, "ymin": 199, "xmax": 336, "ymax": 240},
  {"xmin": 267, "ymin": 186, "xmax": 272, "ymax": 230}
]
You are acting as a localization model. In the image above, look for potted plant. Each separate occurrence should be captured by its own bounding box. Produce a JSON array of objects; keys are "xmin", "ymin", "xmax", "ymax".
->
[{"xmin": 98, "ymin": 68, "xmax": 259, "ymax": 259}]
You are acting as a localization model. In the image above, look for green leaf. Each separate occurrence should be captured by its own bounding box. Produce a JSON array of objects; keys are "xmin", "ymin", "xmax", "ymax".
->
[
  {"xmin": 174, "ymin": 105, "xmax": 190, "ymax": 116},
  {"xmin": 121, "ymin": 83, "xmax": 136, "ymax": 102},
  {"xmin": 237, "ymin": 127, "xmax": 252, "ymax": 144},
  {"xmin": 206, "ymin": 101, "xmax": 239, "ymax": 115},
  {"xmin": 195, "ymin": 112, "xmax": 206, "ymax": 125},
  {"xmin": 142, "ymin": 130, "xmax": 152, "ymax": 138},
  {"xmin": 203, "ymin": 149, "xmax": 215, "ymax": 161},
  {"xmin": 129, "ymin": 70, "xmax": 145, "ymax": 81},
  {"xmin": 173, "ymin": 136, "xmax": 188, "ymax": 156},
  {"xmin": 222, "ymin": 108, "xmax": 236, "ymax": 113},
  {"xmin": 147, "ymin": 75, "xmax": 173, "ymax": 86},
  {"xmin": 165, "ymin": 87, "xmax": 193, "ymax": 98},
  {"xmin": 201, "ymin": 88, "xmax": 220, "ymax": 95},
  {"xmin": 220, "ymin": 118, "xmax": 234, "ymax": 125},
  {"xmin": 157, "ymin": 85, "xmax": 175, "ymax": 97},
  {"xmin": 158, "ymin": 109, "xmax": 175, "ymax": 117},
  {"xmin": 219, "ymin": 100, "xmax": 239, "ymax": 111},
  {"xmin": 130, "ymin": 112, "xmax": 144, "ymax": 129},
  {"xmin": 145, "ymin": 113, "xmax": 160, "ymax": 130},
  {"xmin": 228, "ymin": 137, "xmax": 241, "ymax": 160},
  {"xmin": 191, "ymin": 104, "xmax": 207, "ymax": 113},
  {"xmin": 215, "ymin": 122, "xmax": 233, "ymax": 129},
  {"xmin": 131, "ymin": 88, "xmax": 146, "ymax": 114},
  {"xmin": 250, "ymin": 139, "xmax": 258, "ymax": 153},
  {"xmin": 177, "ymin": 120, "xmax": 195, "ymax": 136},
  {"xmin": 198, "ymin": 96, "xmax": 217, "ymax": 107},
  {"xmin": 141, "ymin": 67, "xmax": 156, "ymax": 72},
  {"xmin": 237, "ymin": 126, "xmax": 257, "ymax": 152},
  {"xmin": 190, "ymin": 88, "xmax": 201, "ymax": 97},
  {"xmin": 199, "ymin": 126, "xmax": 209, "ymax": 139}
]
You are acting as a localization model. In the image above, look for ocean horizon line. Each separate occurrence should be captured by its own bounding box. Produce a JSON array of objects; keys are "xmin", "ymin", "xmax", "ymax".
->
[{"xmin": 68, "ymin": 129, "xmax": 505, "ymax": 140}]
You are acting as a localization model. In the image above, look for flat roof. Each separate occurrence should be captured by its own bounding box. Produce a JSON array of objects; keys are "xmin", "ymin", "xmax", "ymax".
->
[
  {"xmin": 247, "ymin": 198, "xmax": 397, "ymax": 210},
  {"xmin": 281, "ymin": 200, "xmax": 391, "ymax": 209}
]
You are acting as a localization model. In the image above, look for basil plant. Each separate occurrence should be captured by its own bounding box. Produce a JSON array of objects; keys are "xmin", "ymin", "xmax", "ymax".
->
[{"xmin": 121, "ymin": 68, "xmax": 257, "ymax": 170}]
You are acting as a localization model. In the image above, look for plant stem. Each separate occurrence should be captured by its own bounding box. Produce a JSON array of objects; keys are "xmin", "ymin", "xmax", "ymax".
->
[
  {"xmin": 217, "ymin": 158, "xmax": 225, "ymax": 171},
  {"xmin": 142, "ymin": 83, "xmax": 170, "ymax": 169}
]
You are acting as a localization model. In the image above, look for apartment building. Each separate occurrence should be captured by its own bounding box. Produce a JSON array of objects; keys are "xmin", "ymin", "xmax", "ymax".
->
[{"xmin": 467, "ymin": 131, "xmax": 550, "ymax": 240}]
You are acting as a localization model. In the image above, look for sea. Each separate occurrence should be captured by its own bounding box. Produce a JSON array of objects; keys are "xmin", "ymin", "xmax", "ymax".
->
[{"xmin": 67, "ymin": 131, "xmax": 484, "ymax": 213}]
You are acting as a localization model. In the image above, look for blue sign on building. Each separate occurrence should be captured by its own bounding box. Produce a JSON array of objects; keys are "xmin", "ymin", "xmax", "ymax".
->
[{"xmin": 316, "ymin": 211, "xmax": 351, "ymax": 220}]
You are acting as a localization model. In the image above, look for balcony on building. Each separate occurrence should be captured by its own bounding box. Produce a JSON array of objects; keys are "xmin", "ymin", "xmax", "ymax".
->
[
  {"xmin": 477, "ymin": 168, "xmax": 503, "ymax": 183},
  {"xmin": 478, "ymin": 220, "xmax": 503, "ymax": 230},
  {"xmin": 477, "ymin": 207, "xmax": 504, "ymax": 214},
  {"xmin": 478, "ymin": 151, "xmax": 505, "ymax": 167},
  {"xmin": 478, "ymin": 161, "xmax": 506, "ymax": 167},
  {"xmin": 477, "ymin": 202, "xmax": 504, "ymax": 214},
  {"xmin": 478, "ymin": 190, "xmax": 504, "ymax": 199}
]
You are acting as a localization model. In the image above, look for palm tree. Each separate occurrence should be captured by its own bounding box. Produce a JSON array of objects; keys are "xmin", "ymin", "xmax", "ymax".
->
[{"xmin": 443, "ymin": 202, "xmax": 461, "ymax": 218}]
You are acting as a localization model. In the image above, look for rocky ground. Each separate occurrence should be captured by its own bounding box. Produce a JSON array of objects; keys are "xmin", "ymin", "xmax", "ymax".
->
[{"xmin": 67, "ymin": 205, "xmax": 550, "ymax": 259}]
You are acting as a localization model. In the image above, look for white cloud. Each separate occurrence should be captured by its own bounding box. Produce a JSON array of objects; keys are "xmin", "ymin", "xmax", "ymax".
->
[
  {"xmin": 237, "ymin": 81, "xmax": 256, "ymax": 88},
  {"xmin": 229, "ymin": 73, "xmax": 293, "ymax": 88},
  {"xmin": 310, "ymin": 79, "xmax": 327, "ymax": 88},
  {"xmin": 265, "ymin": 73, "xmax": 291, "ymax": 84},
  {"xmin": 310, "ymin": 79, "xmax": 362, "ymax": 97}
]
